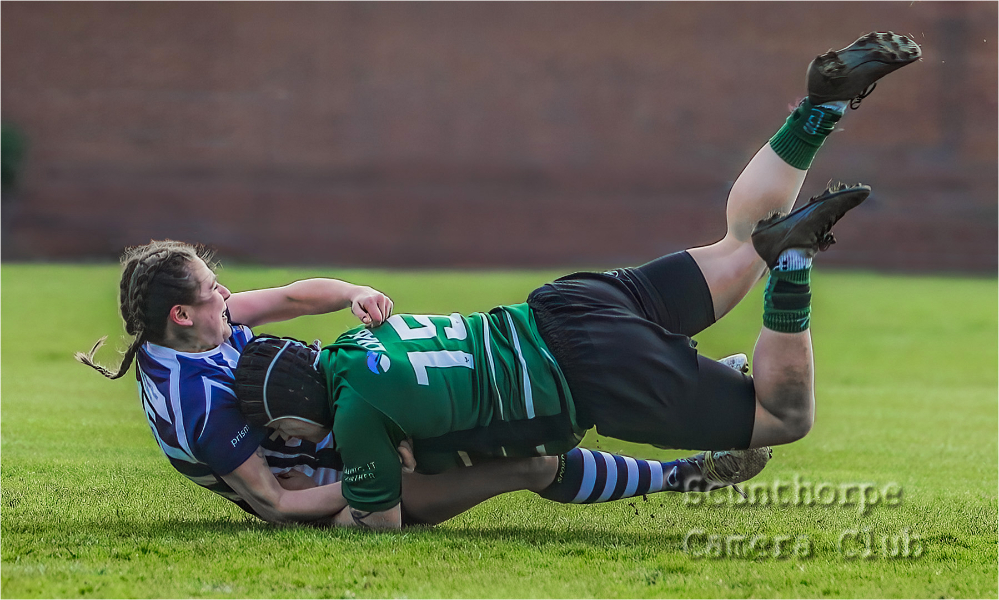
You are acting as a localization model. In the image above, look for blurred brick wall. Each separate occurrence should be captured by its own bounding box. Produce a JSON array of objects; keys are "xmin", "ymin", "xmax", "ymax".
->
[{"xmin": 2, "ymin": 2, "xmax": 996, "ymax": 271}]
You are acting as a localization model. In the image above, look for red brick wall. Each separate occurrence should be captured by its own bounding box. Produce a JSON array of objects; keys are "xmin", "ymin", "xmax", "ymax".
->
[{"xmin": 2, "ymin": 2, "xmax": 996, "ymax": 271}]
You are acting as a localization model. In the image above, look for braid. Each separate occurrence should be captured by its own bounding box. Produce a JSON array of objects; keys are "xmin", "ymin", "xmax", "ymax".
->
[
  {"xmin": 124, "ymin": 248, "xmax": 172, "ymax": 337},
  {"xmin": 77, "ymin": 240, "xmax": 211, "ymax": 381},
  {"xmin": 74, "ymin": 335, "xmax": 144, "ymax": 380}
]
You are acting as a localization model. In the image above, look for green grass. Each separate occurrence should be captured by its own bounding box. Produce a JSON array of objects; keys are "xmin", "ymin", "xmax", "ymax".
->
[{"xmin": 2, "ymin": 264, "xmax": 996, "ymax": 598}]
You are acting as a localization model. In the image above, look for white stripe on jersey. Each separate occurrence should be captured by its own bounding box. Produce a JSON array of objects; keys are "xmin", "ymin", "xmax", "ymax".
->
[
  {"xmin": 139, "ymin": 368, "xmax": 172, "ymax": 425},
  {"xmin": 198, "ymin": 345, "xmax": 241, "ymax": 439},
  {"xmin": 312, "ymin": 433, "xmax": 341, "ymax": 485},
  {"xmin": 201, "ymin": 378, "xmax": 213, "ymax": 440},
  {"xmin": 539, "ymin": 345, "xmax": 559, "ymax": 368},
  {"xmin": 310, "ymin": 467, "xmax": 341, "ymax": 486},
  {"xmin": 164, "ymin": 352, "xmax": 197, "ymax": 461},
  {"xmin": 263, "ymin": 432, "xmax": 343, "ymax": 487},
  {"xmin": 200, "ymin": 379, "xmax": 235, "ymax": 441},
  {"xmin": 262, "ymin": 449, "xmax": 317, "ymax": 460},
  {"xmin": 503, "ymin": 311, "xmax": 535, "ymax": 419},
  {"xmin": 145, "ymin": 416, "xmax": 198, "ymax": 463},
  {"xmin": 139, "ymin": 366, "xmax": 196, "ymax": 463},
  {"xmin": 479, "ymin": 313, "xmax": 504, "ymax": 420}
]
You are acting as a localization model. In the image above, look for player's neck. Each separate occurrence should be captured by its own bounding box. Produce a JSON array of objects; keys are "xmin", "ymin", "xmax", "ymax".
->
[{"xmin": 161, "ymin": 323, "xmax": 218, "ymax": 354}]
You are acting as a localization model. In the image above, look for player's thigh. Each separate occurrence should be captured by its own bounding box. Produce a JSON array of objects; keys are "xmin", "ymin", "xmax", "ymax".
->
[{"xmin": 687, "ymin": 240, "xmax": 767, "ymax": 321}]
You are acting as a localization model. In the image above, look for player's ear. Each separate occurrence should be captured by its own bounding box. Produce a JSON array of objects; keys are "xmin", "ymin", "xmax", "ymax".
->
[{"xmin": 169, "ymin": 304, "xmax": 194, "ymax": 327}]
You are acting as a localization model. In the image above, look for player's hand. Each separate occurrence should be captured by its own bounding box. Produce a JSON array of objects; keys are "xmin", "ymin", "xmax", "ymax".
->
[
  {"xmin": 350, "ymin": 286, "xmax": 394, "ymax": 328},
  {"xmin": 397, "ymin": 439, "xmax": 417, "ymax": 474}
]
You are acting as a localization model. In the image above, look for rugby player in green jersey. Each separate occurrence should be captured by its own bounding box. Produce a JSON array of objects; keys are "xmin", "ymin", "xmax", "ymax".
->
[{"xmin": 235, "ymin": 32, "xmax": 921, "ymax": 529}]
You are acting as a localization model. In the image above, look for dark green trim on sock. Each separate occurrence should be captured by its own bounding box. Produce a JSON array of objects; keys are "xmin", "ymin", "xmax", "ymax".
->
[
  {"xmin": 773, "ymin": 267, "xmax": 810, "ymax": 285},
  {"xmin": 763, "ymin": 268, "xmax": 812, "ymax": 333},
  {"xmin": 771, "ymin": 290, "xmax": 812, "ymax": 310},
  {"xmin": 768, "ymin": 99, "xmax": 842, "ymax": 170},
  {"xmin": 763, "ymin": 310, "xmax": 810, "ymax": 333}
]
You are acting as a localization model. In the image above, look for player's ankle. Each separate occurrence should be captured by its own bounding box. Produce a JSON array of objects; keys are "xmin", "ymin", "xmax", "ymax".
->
[
  {"xmin": 818, "ymin": 100, "xmax": 849, "ymax": 114},
  {"xmin": 762, "ymin": 249, "xmax": 812, "ymax": 333},
  {"xmin": 768, "ymin": 99, "xmax": 842, "ymax": 170}
]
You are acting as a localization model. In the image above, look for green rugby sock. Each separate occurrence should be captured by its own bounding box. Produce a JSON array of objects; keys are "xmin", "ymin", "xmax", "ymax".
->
[
  {"xmin": 768, "ymin": 99, "xmax": 842, "ymax": 170},
  {"xmin": 762, "ymin": 250, "xmax": 812, "ymax": 333}
]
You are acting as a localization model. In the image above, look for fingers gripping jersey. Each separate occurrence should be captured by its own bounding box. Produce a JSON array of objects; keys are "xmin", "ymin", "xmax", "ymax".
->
[
  {"xmin": 136, "ymin": 322, "xmax": 340, "ymax": 514},
  {"xmin": 321, "ymin": 303, "xmax": 583, "ymax": 512}
]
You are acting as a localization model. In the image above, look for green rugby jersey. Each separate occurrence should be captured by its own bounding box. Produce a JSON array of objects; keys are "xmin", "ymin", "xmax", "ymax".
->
[{"xmin": 319, "ymin": 303, "xmax": 584, "ymax": 511}]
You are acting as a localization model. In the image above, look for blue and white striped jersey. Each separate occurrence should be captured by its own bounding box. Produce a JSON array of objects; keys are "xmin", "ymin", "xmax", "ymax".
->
[{"xmin": 135, "ymin": 322, "xmax": 340, "ymax": 515}]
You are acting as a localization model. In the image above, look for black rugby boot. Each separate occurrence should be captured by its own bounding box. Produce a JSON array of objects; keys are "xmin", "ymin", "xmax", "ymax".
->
[
  {"xmin": 807, "ymin": 32, "xmax": 921, "ymax": 107},
  {"xmin": 752, "ymin": 183, "xmax": 871, "ymax": 268}
]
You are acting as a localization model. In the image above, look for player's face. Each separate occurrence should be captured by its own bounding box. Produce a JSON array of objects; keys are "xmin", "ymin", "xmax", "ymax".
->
[
  {"xmin": 270, "ymin": 417, "xmax": 330, "ymax": 444},
  {"xmin": 187, "ymin": 258, "xmax": 232, "ymax": 349}
]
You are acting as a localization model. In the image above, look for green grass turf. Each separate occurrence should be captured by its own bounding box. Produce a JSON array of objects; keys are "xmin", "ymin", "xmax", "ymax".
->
[{"xmin": 2, "ymin": 263, "xmax": 996, "ymax": 598}]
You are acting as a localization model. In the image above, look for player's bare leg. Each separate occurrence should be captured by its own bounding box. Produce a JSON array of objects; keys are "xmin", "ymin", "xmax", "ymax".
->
[
  {"xmin": 687, "ymin": 147, "xmax": 804, "ymax": 320},
  {"xmin": 746, "ymin": 182, "xmax": 870, "ymax": 446},
  {"xmin": 687, "ymin": 32, "xmax": 920, "ymax": 321},
  {"xmin": 749, "ymin": 328, "xmax": 814, "ymax": 446},
  {"xmin": 400, "ymin": 456, "xmax": 559, "ymax": 525},
  {"xmin": 399, "ymin": 449, "xmax": 737, "ymax": 525}
]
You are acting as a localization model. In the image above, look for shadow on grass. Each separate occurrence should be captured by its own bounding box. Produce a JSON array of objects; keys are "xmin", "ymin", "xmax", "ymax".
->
[
  {"xmin": 7, "ymin": 515, "xmax": 685, "ymax": 550},
  {"xmin": 3, "ymin": 515, "xmax": 267, "ymax": 539},
  {"xmin": 411, "ymin": 522, "xmax": 688, "ymax": 548}
]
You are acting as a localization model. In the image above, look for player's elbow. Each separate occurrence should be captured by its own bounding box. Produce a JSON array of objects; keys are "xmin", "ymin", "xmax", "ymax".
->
[
  {"xmin": 249, "ymin": 497, "xmax": 291, "ymax": 524},
  {"xmin": 242, "ymin": 489, "xmax": 299, "ymax": 524}
]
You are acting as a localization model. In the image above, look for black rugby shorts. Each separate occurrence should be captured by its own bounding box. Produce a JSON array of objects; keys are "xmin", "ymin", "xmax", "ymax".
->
[{"xmin": 528, "ymin": 251, "xmax": 756, "ymax": 451}]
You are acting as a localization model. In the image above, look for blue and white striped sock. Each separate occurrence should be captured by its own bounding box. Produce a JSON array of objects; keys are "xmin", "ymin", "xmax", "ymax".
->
[{"xmin": 537, "ymin": 448, "xmax": 707, "ymax": 504}]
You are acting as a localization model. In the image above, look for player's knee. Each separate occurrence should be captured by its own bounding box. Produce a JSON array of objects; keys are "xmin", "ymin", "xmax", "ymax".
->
[{"xmin": 780, "ymin": 408, "xmax": 813, "ymax": 443}]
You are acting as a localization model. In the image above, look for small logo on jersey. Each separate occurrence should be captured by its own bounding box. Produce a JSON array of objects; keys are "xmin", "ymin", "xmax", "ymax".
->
[
  {"xmin": 366, "ymin": 351, "xmax": 391, "ymax": 374},
  {"xmin": 231, "ymin": 424, "xmax": 250, "ymax": 448}
]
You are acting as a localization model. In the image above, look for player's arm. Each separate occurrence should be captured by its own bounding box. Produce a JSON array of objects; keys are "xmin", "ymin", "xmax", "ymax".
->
[
  {"xmin": 221, "ymin": 446, "xmax": 348, "ymax": 524},
  {"xmin": 332, "ymin": 399, "xmax": 408, "ymax": 530},
  {"xmin": 275, "ymin": 468, "xmax": 317, "ymax": 490},
  {"xmin": 226, "ymin": 279, "xmax": 393, "ymax": 328}
]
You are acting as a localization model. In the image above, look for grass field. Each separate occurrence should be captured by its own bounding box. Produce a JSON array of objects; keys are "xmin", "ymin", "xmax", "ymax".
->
[{"xmin": 2, "ymin": 263, "xmax": 996, "ymax": 598}]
